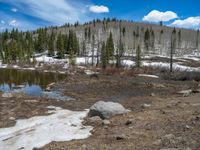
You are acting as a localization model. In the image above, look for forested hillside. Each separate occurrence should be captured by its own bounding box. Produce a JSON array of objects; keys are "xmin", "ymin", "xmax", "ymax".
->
[{"xmin": 0, "ymin": 18, "xmax": 199, "ymax": 64}]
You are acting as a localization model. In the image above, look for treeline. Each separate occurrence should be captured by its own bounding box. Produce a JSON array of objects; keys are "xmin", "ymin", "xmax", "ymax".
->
[
  {"xmin": 0, "ymin": 18, "xmax": 199, "ymax": 71},
  {"xmin": 0, "ymin": 28, "xmax": 79, "ymax": 63}
]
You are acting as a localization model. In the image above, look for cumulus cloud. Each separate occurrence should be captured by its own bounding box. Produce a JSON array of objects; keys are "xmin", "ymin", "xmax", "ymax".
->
[
  {"xmin": 11, "ymin": 8, "xmax": 18, "ymax": 12},
  {"xmin": 143, "ymin": 10, "xmax": 178, "ymax": 22},
  {"xmin": 89, "ymin": 5, "xmax": 109, "ymax": 13},
  {"xmin": 9, "ymin": 19, "xmax": 19, "ymax": 27},
  {"xmin": 171, "ymin": 17, "xmax": 200, "ymax": 28}
]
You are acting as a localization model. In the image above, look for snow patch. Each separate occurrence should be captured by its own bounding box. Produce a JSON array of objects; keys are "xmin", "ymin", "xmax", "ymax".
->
[
  {"xmin": 0, "ymin": 107, "xmax": 93, "ymax": 150},
  {"xmin": 138, "ymin": 74, "xmax": 159, "ymax": 78}
]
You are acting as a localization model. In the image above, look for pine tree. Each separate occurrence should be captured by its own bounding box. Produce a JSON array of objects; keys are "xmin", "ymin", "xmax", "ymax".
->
[
  {"xmin": 106, "ymin": 32, "xmax": 114, "ymax": 64},
  {"xmin": 144, "ymin": 28, "xmax": 150, "ymax": 52},
  {"xmin": 178, "ymin": 29, "xmax": 181, "ymax": 48},
  {"xmin": 48, "ymin": 31, "xmax": 55, "ymax": 56},
  {"xmin": 150, "ymin": 29, "xmax": 155, "ymax": 51},
  {"xmin": 101, "ymin": 42, "xmax": 107, "ymax": 69},
  {"xmin": 135, "ymin": 45, "xmax": 142, "ymax": 68},
  {"xmin": 196, "ymin": 29, "xmax": 199, "ymax": 49},
  {"xmin": 56, "ymin": 33, "xmax": 65, "ymax": 58}
]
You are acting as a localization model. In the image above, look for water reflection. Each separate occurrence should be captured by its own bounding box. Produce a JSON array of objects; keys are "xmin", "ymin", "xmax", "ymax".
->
[{"xmin": 0, "ymin": 68, "xmax": 71, "ymax": 100}]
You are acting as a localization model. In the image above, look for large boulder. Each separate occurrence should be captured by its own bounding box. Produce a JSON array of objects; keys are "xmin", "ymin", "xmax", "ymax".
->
[{"xmin": 88, "ymin": 101, "xmax": 129, "ymax": 119}]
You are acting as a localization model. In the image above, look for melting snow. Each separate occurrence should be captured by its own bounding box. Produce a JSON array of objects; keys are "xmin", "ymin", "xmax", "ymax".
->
[
  {"xmin": 0, "ymin": 106, "xmax": 93, "ymax": 150},
  {"xmin": 138, "ymin": 74, "xmax": 159, "ymax": 78}
]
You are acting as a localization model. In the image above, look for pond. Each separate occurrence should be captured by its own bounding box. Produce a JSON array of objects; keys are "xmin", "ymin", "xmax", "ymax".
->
[{"xmin": 0, "ymin": 68, "xmax": 72, "ymax": 100}]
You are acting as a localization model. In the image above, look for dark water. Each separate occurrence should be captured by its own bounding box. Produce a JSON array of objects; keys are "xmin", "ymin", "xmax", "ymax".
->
[{"xmin": 0, "ymin": 68, "xmax": 72, "ymax": 100}]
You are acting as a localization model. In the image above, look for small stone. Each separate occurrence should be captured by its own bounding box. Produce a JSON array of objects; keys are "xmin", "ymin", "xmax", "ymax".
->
[
  {"xmin": 151, "ymin": 93, "xmax": 156, "ymax": 97},
  {"xmin": 87, "ymin": 116, "xmax": 102, "ymax": 126},
  {"xmin": 185, "ymin": 125, "xmax": 190, "ymax": 129},
  {"xmin": 102, "ymin": 119, "xmax": 111, "ymax": 126},
  {"xmin": 142, "ymin": 103, "xmax": 151, "ymax": 108},
  {"xmin": 114, "ymin": 134, "xmax": 127, "ymax": 140},
  {"xmin": 81, "ymin": 144, "xmax": 87, "ymax": 149},
  {"xmin": 125, "ymin": 119, "xmax": 134, "ymax": 125},
  {"xmin": 9, "ymin": 117, "xmax": 15, "ymax": 121},
  {"xmin": 2, "ymin": 92, "xmax": 13, "ymax": 98},
  {"xmin": 177, "ymin": 89, "xmax": 193, "ymax": 97}
]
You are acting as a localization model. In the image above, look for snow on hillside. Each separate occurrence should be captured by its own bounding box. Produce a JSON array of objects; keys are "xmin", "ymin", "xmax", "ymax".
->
[
  {"xmin": 0, "ymin": 53, "xmax": 200, "ymax": 72},
  {"xmin": 0, "ymin": 106, "xmax": 93, "ymax": 150}
]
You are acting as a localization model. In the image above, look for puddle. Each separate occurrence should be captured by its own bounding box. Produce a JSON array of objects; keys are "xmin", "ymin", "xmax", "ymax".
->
[{"xmin": 0, "ymin": 68, "xmax": 73, "ymax": 100}]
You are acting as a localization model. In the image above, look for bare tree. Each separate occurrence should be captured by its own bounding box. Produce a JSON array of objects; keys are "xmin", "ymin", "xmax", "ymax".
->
[{"xmin": 170, "ymin": 28, "xmax": 176, "ymax": 72}]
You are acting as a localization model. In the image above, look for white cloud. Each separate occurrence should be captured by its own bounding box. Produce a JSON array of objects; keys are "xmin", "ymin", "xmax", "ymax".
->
[
  {"xmin": 11, "ymin": 8, "xmax": 18, "ymax": 12},
  {"xmin": 171, "ymin": 17, "xmax": 200, "ymax": 28},
  {"xmin": 4, "ymin": 0, "xmax": 90, "ymax": 25},
  {"xmin": 9, "ymin": 19, "xmax": 19, "ymax": 27},
  {"xmin": 89, "ymin": 5, "xmax": 109, "ymax": 13},
  {"xmin": 143, "ymin": 10, "xmax": 178, "ymax": 22}
]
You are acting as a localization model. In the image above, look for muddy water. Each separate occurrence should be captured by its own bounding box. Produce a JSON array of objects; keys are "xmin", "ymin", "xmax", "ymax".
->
[{"xmin": 0, "ymin": 68, "xmax": 71, "ymax": 100}]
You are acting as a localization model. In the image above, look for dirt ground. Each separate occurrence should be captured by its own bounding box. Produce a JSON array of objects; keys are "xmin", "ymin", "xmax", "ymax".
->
[{"xmin": 0, "ymin": 70, "xmax": 200, "ymax": 150}]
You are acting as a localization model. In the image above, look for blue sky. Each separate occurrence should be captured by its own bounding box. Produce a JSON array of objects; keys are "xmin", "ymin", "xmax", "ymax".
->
[{"xmin": 0, "ymin": 0, "xmax": 199, "ymax": 31}]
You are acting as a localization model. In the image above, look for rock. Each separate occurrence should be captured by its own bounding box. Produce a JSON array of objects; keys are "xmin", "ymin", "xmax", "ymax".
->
[
  {"xmin": 87, "ymin": 116, "xmax": 102, "ymax": 126},
  {"xmin": 2, "ymin": 92, "xmax": 13, "ymax": 98},
  {"xmin": 81, "ymin": 144, "xmax": 87, "ymax": 149},
  {"xmin": 125, "ymin": 119, "xmax": 134, "ymax": 125},
  {"xmin": 113, "ymin": 134, "xmax": 127, "ymax": 140},
  {"xmin": 185, "ymin": 125, "xmax": 190, "ymax": 129},
  {"xmin": 88, "ymin": 101, "xmax": 129, "ymax": 119},
  {"xmin": 151, "ymin": 93, "xmax": 156, "ymax": 97},
  {"xmin": 46, "ymin": 82, "xmax": 55, "ymax": 91},
  {"xmin": 142, "ymin": 103, "xmax": 151, "ymax": 108},
  {"xmin": 153, "ymin": 83, "xmax": 165, "ymax": 88},
  {"xmin": 177, "ymin": 89, "xmax": 193, "ymax": 97},
  {"xmin": 9, "ymin": 117, "xmax": 15, "ymax": 121},
  {"xmin": 102, "ymin": 119, "xmax": 111, "ymax": 125}
]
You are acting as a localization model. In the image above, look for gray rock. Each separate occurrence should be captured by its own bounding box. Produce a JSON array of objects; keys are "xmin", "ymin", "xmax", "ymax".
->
[
  {"xmin": 142, "ymin": 103, "xmax": 151, "ymax": 108},
  {"xmin": 87, "ymin": 116, "xmax": 102, "ymax": 126},
  {"xmin": 102, "ymin": 119, "xmax": 111, "ymax": 125},
  {"xmin": 88, "ymin": 101, "xmax": 129, "ymax": 119},
  {"xmin": 177, "ymin": 89, "xmax": 193, "ymax": 97}
]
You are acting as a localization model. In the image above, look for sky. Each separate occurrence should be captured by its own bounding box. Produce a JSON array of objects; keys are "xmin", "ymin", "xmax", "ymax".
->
[{"xmin": 0, "ymin": 0, "xmax": 199, "ymax": 31}]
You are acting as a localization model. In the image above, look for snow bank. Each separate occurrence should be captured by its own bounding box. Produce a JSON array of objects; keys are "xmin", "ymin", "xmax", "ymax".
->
[
  {"xmin": 35, "ymin": 55, "xmax": 68, "ymax": 64},
  {"xmin": 143, "ymin": 61, "xmax": 200, "ymax": 72},
  {"xmin": 121, "ymin": 59, "xmax": 200, "ymax": 72},
  {"xmin": 0, "ymin": 107, "xmax": 93, "ymax": 150}
]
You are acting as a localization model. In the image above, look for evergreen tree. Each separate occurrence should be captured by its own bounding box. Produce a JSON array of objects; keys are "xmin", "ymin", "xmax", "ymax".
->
[
  {"xmin": 135, "ymin": 45, "xmax": 142, "ymax": 68},
  {"xmin": 144, "ymin": 28, "xmax": 150, "ymax": 52},
  {"xmin": 56, "ymin": 33, "xmax": 65, "ymax": 58},
  {"xmin": 48, "ymin": 31, "xmax": 55, "ymax": 56},
  {"xmin": 178, "ymin": 29, "xmax": 181, "ymax": 48},
  {"xmin": 106, "ymin": 32, "xmax": 114, "ymax": 63},
  {"xmin": 196, "ymin": 29, "xmax": 199, "ymax": 49},
  {"xmin": 101, "ymin": 42, "xmax": 107, "ymax": 69},
  {"xmin": 150, "ymin": 29, "xmax": 155, "ymax": 51}
]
